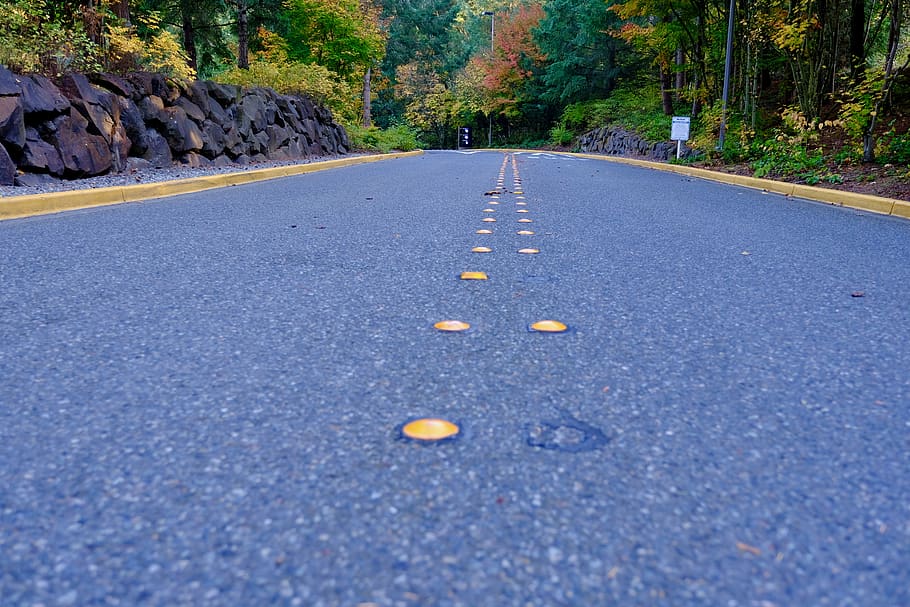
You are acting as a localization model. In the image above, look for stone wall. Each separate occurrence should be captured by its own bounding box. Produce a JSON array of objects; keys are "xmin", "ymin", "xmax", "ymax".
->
[
  {"xmin": 578, "ymin": 126, "xmax": 690, "ymax": 161},
  {"xmin": 0, "ymin": 68, "xmax": 349, "ymax": 186}
]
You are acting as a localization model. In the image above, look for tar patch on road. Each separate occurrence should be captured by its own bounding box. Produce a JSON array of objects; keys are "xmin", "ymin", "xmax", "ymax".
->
[{"xmin": 527, "ymin": 411, "xmax": 609, "ymax": 453}]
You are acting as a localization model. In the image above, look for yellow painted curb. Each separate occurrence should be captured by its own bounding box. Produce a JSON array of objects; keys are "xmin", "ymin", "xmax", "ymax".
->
[
  {"xmin": 481, "ymin": 148, "xmax": 908, "ymax": 221},
  {"xmin": 0, "ymin": 151, "xmax": 424, "ymax": 221}
]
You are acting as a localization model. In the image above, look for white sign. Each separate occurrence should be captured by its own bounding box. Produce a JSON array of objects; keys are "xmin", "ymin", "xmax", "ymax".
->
[{"xmin": 671, "ymin": 116, "xmax": 691, "ymax": 141}]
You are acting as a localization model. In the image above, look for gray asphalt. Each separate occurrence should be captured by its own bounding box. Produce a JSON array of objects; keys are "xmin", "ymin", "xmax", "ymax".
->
[{"xmin": 1, "ymin": 150, "xmax": 909, "ymax": 607}]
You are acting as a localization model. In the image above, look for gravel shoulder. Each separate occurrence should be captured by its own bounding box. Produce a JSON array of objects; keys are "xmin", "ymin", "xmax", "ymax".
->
[{"xmin": 0, "ymin": 154, "xmax": 366, "ymax": 199}]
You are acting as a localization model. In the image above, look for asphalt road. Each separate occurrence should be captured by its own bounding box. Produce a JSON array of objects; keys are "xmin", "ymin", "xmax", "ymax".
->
[{"xmin": 2, "ymin": 150, "xmax": 909, "ymax": 607}]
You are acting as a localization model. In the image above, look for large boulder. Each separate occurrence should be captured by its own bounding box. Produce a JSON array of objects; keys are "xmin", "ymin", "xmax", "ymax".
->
[
  {"xmin": 118, "ymin": 97, "xmax": 149, "ymax": 156},
  {"xmin": 0, "ymin": 96, "xmax": 26, "ymax": 151},
  {"xmin": 159, "ymin": 106, "xmax": 204, "ymax": 153},
  {"xmin": 21, "ymin": 127, "xmax": 65, "ymax": 176},
  {"xmin": 203, "ymin": 80, "xmax": 240, "ymax": 107},
  {"xmin": 237, "ymin": 93, "xmax": 268, "ymax": 132},
  {"xmin": 89, "ymin": 73, "xmax": 135, "ymax": 99},
  {"xmin": 49, "ymin": 108, "xmax": 112, "ymax": 177},
  {"xmin": 0, "ymin": 66, "xmax": 21, "ymax": 96},
  {"xmin": 18, "ymin": 75, "xmax": 70, "ymax": 116},
  {"xmin": 174, "ymin": 96, "xmax": 206, "ymax": 124},
  {"xmin": 0, "ymin": 143, "xmax": 16, "ymax": 185},
  {"xmin": 200, "ymin": 120, "xmax": 226, "ymax": 158},
  {"xmin": 141, "ymin": 129, "xmax": 172, "ymax": 168}
]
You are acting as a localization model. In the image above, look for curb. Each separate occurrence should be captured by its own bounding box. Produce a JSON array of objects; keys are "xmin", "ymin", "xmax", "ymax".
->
[
  {"xmin": 0, "ymin": 150, "xmax": 424, "ymax": 222},
  {"xmin": 492, "ymin": 148, "xmax": 909, "ymax": 221}
]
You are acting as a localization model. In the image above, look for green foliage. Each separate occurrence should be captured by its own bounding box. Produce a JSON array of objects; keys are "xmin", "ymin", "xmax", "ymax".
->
[
  {"xmin": 107, "ymin": 13, "xmax": 196, "ymax": 80},
  {"xmin": 344, "ymin": 123, "xmax": 419, "ymax": 152},
  {"xmin": 283, "ymin": 0, "xmax": 384, "ymax": 83},
  {"xmin": 880, "ymin": 126, "xmax": 910, "ymax": 165},
  {"xmin": 749, "ymin": 138, "xmax": 826, "ymax": 181},
  {"xmin": 533, "ymin": 0, "xmax": 627, "ymax": 104},
  {"xmin": 217, "ymin": 58, "xmax": 357, "ymax": 121},
  {"xmin": 0, "ymin": 0, "xmax": 101, "ymax": 75},
  {"xmin": 558, "ymin": 80, "xmax": 672, "ymax": 141},
  {"xmin": 548, "ymin": 122, "xmax": 573, "ymax": 146}
]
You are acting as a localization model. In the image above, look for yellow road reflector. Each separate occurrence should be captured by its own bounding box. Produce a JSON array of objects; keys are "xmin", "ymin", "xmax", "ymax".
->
[
  {"xmin": 476, "ymin": 229, "xmax": 493, "ymax": 234},
  {"xmin": 518, "ymin": 218, "xmax": 533, "ymax": 223},
  {"xmin": 460, "ymin": 271, "xmax": 488, "ymax": 280},
  {"xmin": 434, "ymin": 320, "xmax": 471, "ymax": 332},
  {"xmin": 530, "ymin": 320, "xmax": 568, "ymax": 333},
  {"xmin": 482, "ymin": 217, "xmax": 497, "ymax": 223},
  {"xmin": 518, "ymin": 248, "xmax": 540, "ymax": 254},
  {"xmin": 517, "ymin": 230, "xmax": 535, "ymax": 235},
  {"xmin": 514, "ymin": 191, "xmax": 524, "ymax": 195},
  {"xmin": 472, "ymin": 246, "xmax": 492, "ymax": 253},
  {"xmin": 401, "ymin": 418, "xmax": 460, "ymax": 441}
]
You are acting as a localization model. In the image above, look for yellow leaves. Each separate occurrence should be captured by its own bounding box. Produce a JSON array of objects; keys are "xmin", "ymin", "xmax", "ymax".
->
[{"xmin": 105, "ymin": 13, "xmax": 195, "ymax": 81}]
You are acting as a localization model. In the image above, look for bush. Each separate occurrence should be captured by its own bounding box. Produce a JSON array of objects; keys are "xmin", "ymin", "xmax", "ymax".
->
[
  {"xmin": 217, "ymin": 60, "xmax": 358, "ymax": 122},
  {"xmin": 557, "ymin": 80, "xmax": 680, "ymax": 142},
  {"xmin": 549, "ymin": 122, "xmax": 574, "ymax": 146},
  {"xmin": 345, "ymin": 123, "xmax": 419, "ymax": 153},
  {"xmin": 106, "ymin": 14, "xmax": 195, "ymax": 81},
  {"xmin": 0, "ymin": 0, "xmax": 101, "ymax": 75}
]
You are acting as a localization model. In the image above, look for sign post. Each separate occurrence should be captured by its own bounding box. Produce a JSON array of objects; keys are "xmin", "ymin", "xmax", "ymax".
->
[{"xmin": 670, "ymin": 116, "xmax": 691, "ymax": 160}]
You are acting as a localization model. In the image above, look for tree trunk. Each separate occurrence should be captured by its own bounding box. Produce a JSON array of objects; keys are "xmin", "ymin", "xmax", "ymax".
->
[
  {"xmin": 237, "ymin": 0, "xmax": 249, "ymax": 69},
  {"xmin": 862, "ymin": 0, "xmax": 903, "ymax": 163},
  {"xmin": 112, "ymin": 0, "xmax": 130, "ymax": 25},
  {"xmin": 660, "ymin": 66, "xmax": 674, "ymax": 115},
  {"xmin": 850, "ymin": 0, "xmax": 865, "ymax": 79},
  {"xmin": 182, "ymin": 14, "xmax": 198, "ymax": 71},
  {"xmin": 362, "ymin": 66, "xmax": 372, "ymax": 127},
  {"xmin": 675, "ymin": 47, "xmax": 685, "ymax": 101}
]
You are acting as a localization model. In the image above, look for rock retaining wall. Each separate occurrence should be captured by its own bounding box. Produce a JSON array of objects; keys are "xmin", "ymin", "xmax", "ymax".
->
[
  {"xmin": 0, "ymin": 68, "xmax": 349, "ymax": 186},
  {"xmin": 578, "ymin": 126, "xmax": 690, "ymax": 161}
]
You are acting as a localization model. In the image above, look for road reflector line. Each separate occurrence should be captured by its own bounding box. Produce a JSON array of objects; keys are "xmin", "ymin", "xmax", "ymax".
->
[
  {"xmin": 517, "ymin": 230, "xmax": 535, "ymax": 235},
  {"xmin": 472, "ymin": 246, "xmax": 492, "ymax": 253},
  {"xmin": 434, "ymin": 320, "xmax": 471, "ymax": 332},
  {"xmin": 518, "ymin": 248, "xmax": 540, "ymax": 254},
  {"xmin": 517, "ymin": 218, "xmax": 533, "ymax": 223},
  {"xmin": 399, "ymin": 418, "xmax": 461, "ymax": 442},
  {"xmin": 476, "ymin": 229, "xmax": 493, "ymax": 234},
  {"xmin": 529, "ymin": 320, "xmax": 568, "ymax": 333},
  {"xmin": 460, "ymin": 271, "xmax": 489, "ymax": 280},
  {"xmin": 482, "ymin": 217, "xmax": 497, "ymax": 223}
]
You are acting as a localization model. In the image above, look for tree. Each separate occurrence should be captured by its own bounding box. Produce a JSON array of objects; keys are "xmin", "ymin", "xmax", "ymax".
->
[
  {"xmin": 534, "ymin": 0, "xmax": 629, "ymax": 104},
  {"xmin": 474, "ymin": 4, "xmax": 547, "ymax": 121},
  {"xmin": 283, "ymin": 0, "xmax": 385, "ymax": 84}
]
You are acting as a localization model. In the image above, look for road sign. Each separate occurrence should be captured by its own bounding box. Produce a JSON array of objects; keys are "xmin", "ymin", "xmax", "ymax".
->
[{"xmin": 671, "ymin": 116, "xmax": 691, "ymax": 141}]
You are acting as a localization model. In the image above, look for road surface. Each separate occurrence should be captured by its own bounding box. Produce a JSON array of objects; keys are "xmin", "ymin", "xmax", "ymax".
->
[{"xmin": 2, "ymin": 150, "xmax": 909, "ymax": 606}]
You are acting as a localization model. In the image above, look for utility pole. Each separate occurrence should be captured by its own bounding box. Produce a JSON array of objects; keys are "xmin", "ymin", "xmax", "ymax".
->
[
  {"xmin": 717, "ymin": 0, "xmax": 735, "ymax": 151},
  {"xmin": 483, "ymin": 11, "xmax": 494, "ymax": 148}
]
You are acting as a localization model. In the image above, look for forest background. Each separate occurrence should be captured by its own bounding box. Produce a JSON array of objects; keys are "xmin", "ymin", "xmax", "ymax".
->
[{"xmin": 1, "ymin": 0, "xmax": 908, "ymax": 192}]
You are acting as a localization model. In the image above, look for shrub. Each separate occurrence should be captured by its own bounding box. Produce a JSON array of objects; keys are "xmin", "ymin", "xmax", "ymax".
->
[
  {"xmin": 549, "ymin": 122, "xmax": 574, "ymax": 146},
  {"xmin": 0, "ymin": 0, "xmax": 101, "ymax": 75},
  {"xmin": 345, "ymin": 123, "xmax": 419, "ymax": 153},
  {"xmin": 106, "ymin": 14, "xmax": 195, "ymax": 81}
]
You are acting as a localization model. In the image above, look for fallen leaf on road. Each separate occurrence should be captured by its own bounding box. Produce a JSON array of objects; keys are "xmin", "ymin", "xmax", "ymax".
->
[{"xmin": 736, "ymin": 541, "xmax": 762, "ymax": 556}]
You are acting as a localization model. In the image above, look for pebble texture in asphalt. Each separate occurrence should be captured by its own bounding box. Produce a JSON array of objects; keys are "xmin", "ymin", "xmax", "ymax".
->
[{"xmin": 1, "ymin": 150, "xmax": 909, "ymax": 606}]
